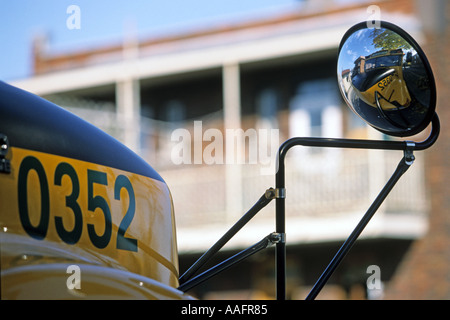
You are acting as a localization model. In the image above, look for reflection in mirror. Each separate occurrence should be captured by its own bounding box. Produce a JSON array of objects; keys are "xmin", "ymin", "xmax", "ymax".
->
[{"xmin": 337, "ymin": 22, "xmax": 436, "ymax": 137}]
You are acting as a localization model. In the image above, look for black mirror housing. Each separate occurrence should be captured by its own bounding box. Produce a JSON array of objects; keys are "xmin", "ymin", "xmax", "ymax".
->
[{"xmin": 337, "ymin": 21, "xmax": 436, "ymax": 137}]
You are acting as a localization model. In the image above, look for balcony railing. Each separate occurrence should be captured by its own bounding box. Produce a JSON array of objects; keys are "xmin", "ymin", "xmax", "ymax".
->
[
  {"xmin": 161, "ymin": 149, "xmax": 428, "ymax": 227},
  {"xmin": 52, "ymin": 98, "xmax": 429, "ymax": 251}
]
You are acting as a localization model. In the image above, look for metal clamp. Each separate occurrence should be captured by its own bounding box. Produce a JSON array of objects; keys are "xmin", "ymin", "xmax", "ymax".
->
[
  {"xmin": 269, "ymin": 232, "xmax": 286, "ymax": 244},
  {"xmin": 404, "ymin": 141, "xmax": 416, "ymax": 165},
  {"xmin": 0, "ymin": 134, "xmax": 11, "ymax": 174},
  {"xmin": 265, "ymin": 187, "xmax": 286, "ymax": 200}
]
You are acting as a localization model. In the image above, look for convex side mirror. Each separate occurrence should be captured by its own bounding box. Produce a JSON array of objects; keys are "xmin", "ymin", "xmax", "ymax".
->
[{"xmin": 337, "ymin": 21, "xmax": 436, "ymax": 137}]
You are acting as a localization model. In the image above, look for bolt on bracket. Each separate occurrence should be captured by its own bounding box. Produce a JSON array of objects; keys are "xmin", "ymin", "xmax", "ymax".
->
[
  {"xmin": 0, "ymin": 134, "xmax": 11, "ymax": 174},
  {"xmin": 265, "ymin": 187, "xmax": 286, "ymax": 200}
]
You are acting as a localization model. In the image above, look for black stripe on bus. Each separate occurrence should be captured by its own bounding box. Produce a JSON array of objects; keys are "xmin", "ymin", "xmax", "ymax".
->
[{"xmin": 0, "ymin": 81, "xmax": 164, "ymax": 183}]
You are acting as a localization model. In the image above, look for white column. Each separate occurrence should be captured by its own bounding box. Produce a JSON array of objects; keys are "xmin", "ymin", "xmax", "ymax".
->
[
  {"xmin": 116, "ymin": 78, "xmax": 141, "ymax": 153},
  {"xmin": 115, "ymin": 19, "xmax": 141, "ymax": 153},
  {"xmin": 222, "ymin": 62, "xmax": 243, "ymax": 221}
]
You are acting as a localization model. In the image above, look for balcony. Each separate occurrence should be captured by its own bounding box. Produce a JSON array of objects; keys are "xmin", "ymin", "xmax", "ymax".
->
[
  {"xmin": 55, "ymin": 99, "xmax": 429, "ymax": 255},
  {"xmin": 162, "ymin": 148, "xmax": 428, "ymax": 253}
]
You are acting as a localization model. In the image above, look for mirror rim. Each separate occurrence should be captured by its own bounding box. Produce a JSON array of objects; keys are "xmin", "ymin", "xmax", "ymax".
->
[{"xmin": 337, "ymin": 20, "xmax": 437, "ymax": 137}]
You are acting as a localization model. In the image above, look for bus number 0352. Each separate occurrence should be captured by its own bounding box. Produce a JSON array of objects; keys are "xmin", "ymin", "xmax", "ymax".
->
[{"xmin": 17, "ymin": 156, "xmax": 138, "ymax": 252}]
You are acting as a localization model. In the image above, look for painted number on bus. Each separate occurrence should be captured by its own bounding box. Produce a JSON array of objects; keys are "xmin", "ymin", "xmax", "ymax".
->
[{"xmin": 17, "ymin": 156, "xmax": 138, "ymax": 252}]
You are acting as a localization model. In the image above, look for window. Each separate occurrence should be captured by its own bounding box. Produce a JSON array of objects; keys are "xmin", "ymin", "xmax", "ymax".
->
[
  {"xmin": 256, "ymin": 88, "xmax": 278, "ymax": 129},
  {"xmin": 288, "ymin": 78, "xmax": 342, "ymax": 172},
  {"xmin": 289, "ymin": 78, "xmax": 341, "ymax": 138}
]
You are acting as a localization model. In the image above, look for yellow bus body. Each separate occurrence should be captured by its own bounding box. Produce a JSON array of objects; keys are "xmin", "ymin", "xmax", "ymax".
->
[
  {"xmin": 357, "ymin": 66, "xmax": 411, "ymax": 110},
  {"xmin": 0, "ymin": 147, "xmax": 191, "ymax": 299}
]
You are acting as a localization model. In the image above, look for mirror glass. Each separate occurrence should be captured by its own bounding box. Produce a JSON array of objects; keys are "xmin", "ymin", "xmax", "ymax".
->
[{"xmin": 337, "ymin": 21, "xmax": 436, "ymax": 137}]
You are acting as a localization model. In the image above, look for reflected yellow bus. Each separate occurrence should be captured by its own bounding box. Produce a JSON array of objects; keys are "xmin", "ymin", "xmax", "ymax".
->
[{"xmin": 351, "ymin": 49, "xmax": 411, "ymax": 111}]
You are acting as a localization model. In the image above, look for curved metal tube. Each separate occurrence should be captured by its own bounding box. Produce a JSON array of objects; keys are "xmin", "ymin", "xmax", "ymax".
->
[{"xmin": 274, "ymin": 113, "xmax": 439, "ymax": 300}]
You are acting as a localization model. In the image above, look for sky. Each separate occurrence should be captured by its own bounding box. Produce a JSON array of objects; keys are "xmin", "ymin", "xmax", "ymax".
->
[{"xmin": 0, "ymin": 0, "xmax": 302, "ymax": 81}]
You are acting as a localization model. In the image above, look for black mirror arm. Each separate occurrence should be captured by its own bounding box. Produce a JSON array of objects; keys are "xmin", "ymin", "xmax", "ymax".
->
[
  {"xmin": 276, "ymin": 113, "xmax": 438, "ymax": 158},
  {"xmin": 177, "ymin": 112, "xmax": 439, "ymax": 298},
  {"xmin": 274, "ymin": 112, "xmax": 439, "ymax": 300},
  {"xmin": 305, "ymin": 146, "xmax": 415, "ymax": 300},
  {"xmin": 178, "ymin": 189, "xmax": 275, "ymax": 285},
  {"xmin": 178, "ymin": 232, "xmax": 280, "ymax": 293}
]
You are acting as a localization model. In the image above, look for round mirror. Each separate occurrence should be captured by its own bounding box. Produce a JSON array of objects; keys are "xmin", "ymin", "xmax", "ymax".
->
[{"xmin": 337, "ymin": 21, "xmax": 436, "ymax": 137}]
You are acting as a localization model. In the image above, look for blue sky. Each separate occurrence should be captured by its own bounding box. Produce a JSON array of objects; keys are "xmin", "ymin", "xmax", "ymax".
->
[{"xmin": 0, "ymin": 0, "xmax": 300, "ymax": 81}]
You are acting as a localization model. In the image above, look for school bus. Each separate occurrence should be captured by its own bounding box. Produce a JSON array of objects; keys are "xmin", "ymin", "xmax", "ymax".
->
[
  {"xmin": 0, "ymin": 81, "xmax": 193, "ymax": 299},
  {"xmin": 350, "ymin": 49, "xmax": 411, "ymax": 111}
]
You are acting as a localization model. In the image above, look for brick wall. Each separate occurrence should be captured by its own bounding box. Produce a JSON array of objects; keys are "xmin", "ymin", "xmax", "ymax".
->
[{"xmin": 385, "ymin": 0, "xmax": 450, "ymax": 299}]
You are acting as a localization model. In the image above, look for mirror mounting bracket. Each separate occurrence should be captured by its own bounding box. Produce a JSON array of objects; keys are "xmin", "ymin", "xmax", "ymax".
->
[
  {"xmin": 404, "ymin": 141, "xmax": 416, "ymax": 165},
  {"xmin": 274, "ymin": 113, "xmax": 439, "ymax": 300},
  {"xmin": 265, "ymin": 187, "xmax": 286, "ymax": 200},
  {"xmin": 177, "ymin": 114, "xmax": 438, "ymax": 298},
  {"xmin": 177, "ymin": 115, "xmax": 439, "ymax": 298},
  {"xmin": 269, "ymin": 232, "xmax": 286, "ymax": 244}
]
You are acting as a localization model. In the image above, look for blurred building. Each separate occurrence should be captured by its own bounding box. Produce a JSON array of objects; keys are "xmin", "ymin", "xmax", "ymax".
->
[{"xmin": 10, "ymin": 0, "xmax": 449, "ymax": 299}]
